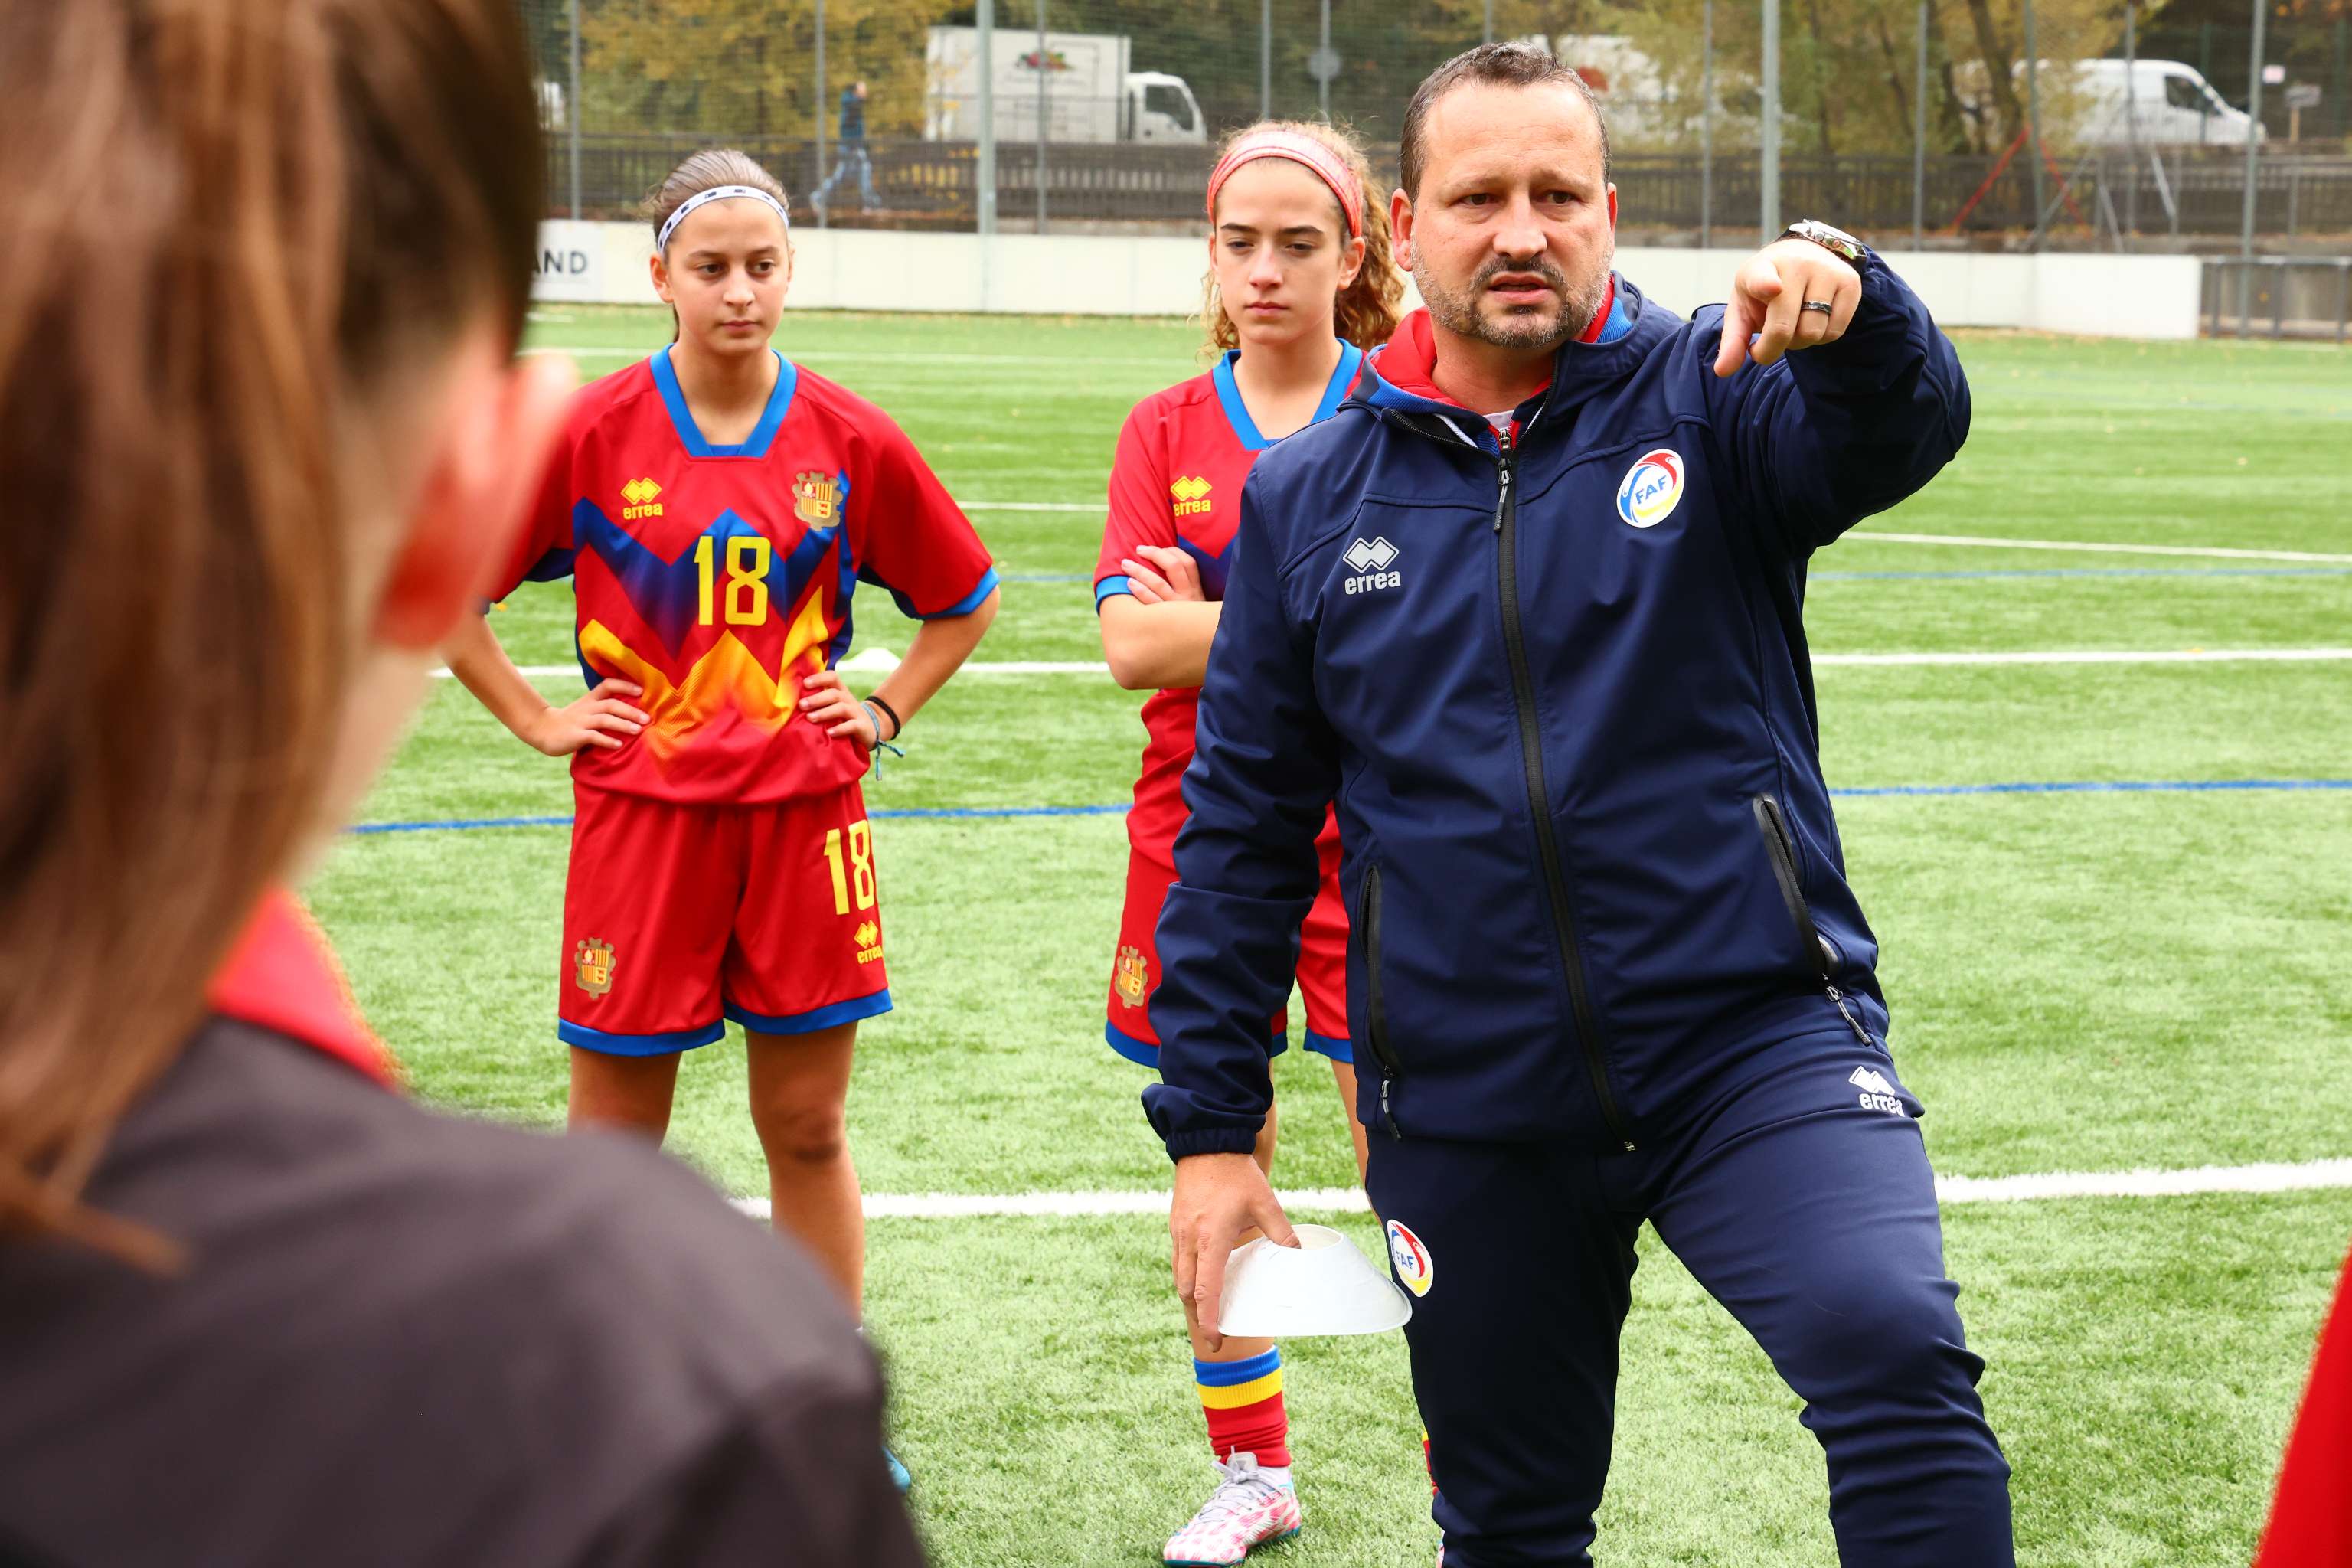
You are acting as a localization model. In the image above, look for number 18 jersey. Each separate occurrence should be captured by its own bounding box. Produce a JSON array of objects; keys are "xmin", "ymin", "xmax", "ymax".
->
[{"xmin": 498, "ymin": 347, "xmax": 997, "ymax": 805}]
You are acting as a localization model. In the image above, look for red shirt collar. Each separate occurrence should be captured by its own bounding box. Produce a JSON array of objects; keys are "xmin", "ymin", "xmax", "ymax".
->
[
  {"xmin": 205, "ymin": 890, "xmax": 394, "ymax": 1086},
  {"xmin": 1376, "ymin": 276, "xmax": 1619, "ymax": 413}
]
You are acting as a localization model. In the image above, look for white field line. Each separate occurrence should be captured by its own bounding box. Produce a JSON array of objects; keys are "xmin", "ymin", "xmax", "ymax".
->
[
  {"xmin": 431, "ymin": 648, "xmax": 2352, "ymax": 681},
  {"xmin": 730, "ymin": 1157, "xmax": 2352, "ymax": 1222},
  {"xmin": 522, "ymin": 347, "xmax": 1181, "ymax": 370},
  {"xmin": 1847, "ymin": 531, "xmax": 2352, "ymax": 565},
  {"xmin": 1812, "ymin": 648, "xmax": 2352, "ymax": 667}
]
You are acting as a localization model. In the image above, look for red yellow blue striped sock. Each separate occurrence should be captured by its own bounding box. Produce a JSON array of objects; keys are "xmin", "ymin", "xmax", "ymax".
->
[{"xmin": 1197, "ymin": 1347, "xmax": 1292, "ymax": 1469}]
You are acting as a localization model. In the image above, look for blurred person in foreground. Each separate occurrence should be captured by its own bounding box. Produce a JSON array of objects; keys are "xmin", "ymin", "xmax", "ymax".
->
[
  {"xmin": 2256, "ymin": 1246, "xmax": 2352, "ymax": 1566},
  {"xmin": 1147, "ymin": 42, "xmax": 2011, "ymax": 1567},
  {"xmin": 0, "ymin": 2, "xmax": 923, "ymax": 1564}
]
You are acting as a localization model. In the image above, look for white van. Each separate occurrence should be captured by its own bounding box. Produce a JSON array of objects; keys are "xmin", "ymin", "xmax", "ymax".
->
[
  {"xmin": 1953, "ymin": 57, "xmax": 2267, "ymax": 149},
  {"xmin": 2068, "ymin": 59, "xmax": 2267, "ymax": 147}
]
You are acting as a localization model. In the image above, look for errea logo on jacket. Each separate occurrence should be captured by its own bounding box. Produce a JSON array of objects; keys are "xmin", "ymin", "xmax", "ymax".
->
[{"xmin": 1343, "ymin": 535, "xmax": 1400, "ymax": 595}]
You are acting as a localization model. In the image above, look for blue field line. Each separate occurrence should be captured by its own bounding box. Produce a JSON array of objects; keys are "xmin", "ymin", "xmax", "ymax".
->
[
  {"xmin": 350, "ymin": 779, "xmax": 2352, "ymax": 836},
  {"xmin": 997, "ymin": 568, "xmax": 2350, "ymax": 586},
  {"xmin": 1835, "ymin": 778, "xmax": 2352, "ymax": 798}
]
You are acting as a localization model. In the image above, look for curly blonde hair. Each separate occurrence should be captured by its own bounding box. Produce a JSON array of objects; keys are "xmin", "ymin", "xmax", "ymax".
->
[{"xmin": 1201, "ymin": 119, "xmax": 1403, "ymax": 356}]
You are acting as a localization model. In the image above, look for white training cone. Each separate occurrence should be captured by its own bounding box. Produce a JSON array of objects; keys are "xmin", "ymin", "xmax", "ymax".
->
[{"xmin": 1217, "ymin": 1223, "xmax": 1412, "ymax": 1338}]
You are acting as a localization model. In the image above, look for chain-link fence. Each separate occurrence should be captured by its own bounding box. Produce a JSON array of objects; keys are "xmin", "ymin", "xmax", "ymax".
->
[{"xmin": 518, "ymin": 0, "xmax": 2352, "ymax": 250}]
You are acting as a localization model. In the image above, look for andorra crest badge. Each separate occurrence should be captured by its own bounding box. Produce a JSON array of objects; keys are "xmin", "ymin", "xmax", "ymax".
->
[
  {"xmin": 1113, "ymin": 944, "xmax": 1150, "ymax": 1008},
  {"xmin": 793, "ymin": 470, "xmax": 841, "ymax": 525},
  {"xmin": 573, "ymin": 937, "xmax": 616, "ymax": 998}
]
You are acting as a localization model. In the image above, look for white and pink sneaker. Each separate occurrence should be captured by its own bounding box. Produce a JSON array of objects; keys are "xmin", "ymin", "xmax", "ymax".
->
[{"xmin": 1162, "ymin": 1452, "xmax": 1302, "ymax": 1566}]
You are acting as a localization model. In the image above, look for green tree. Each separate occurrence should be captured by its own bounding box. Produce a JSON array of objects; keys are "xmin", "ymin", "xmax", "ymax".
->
[{"xmin": 580, "ymin": 0, "xmax": 955, "ymax": 139}]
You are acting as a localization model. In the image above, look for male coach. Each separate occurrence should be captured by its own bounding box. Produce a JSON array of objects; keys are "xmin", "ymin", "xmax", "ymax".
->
[{"xmin": 1145, "ymin": 42, "xmax": 2013, "ymax": 1567}]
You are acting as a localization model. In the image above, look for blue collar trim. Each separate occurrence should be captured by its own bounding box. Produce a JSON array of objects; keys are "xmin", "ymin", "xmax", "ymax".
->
[
  {"xmin": 1591, "ymin": 282, "xmax": 1637, "ymax": 345},
  {"xmin": 650, "ymin": 345, "xmax": 797, "ymax": 459},
  {"xmin": 1210, "ymin": 341, "xmax": 1365, "ymax": 452}
]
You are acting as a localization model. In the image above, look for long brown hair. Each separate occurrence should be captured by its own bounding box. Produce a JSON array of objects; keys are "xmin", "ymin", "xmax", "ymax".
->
[
  {"xmin": 0, "ymin": 0, "xmax": 541, "ymax": 1256},
  {"xmin": 1203, "ymin": 119, "xmax": 1405, "ymax": 355}
]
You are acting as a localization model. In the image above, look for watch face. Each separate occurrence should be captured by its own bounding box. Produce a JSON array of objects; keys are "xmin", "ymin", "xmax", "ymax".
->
[{"xmin": 1791, "ymin": 220, "xmax": 1863, "ymax": 260}]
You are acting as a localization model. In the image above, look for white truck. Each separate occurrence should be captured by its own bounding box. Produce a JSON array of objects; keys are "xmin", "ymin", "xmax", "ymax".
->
[{"xmin": 924, "ymin": 25, "xmax": 1206, "ymax": 145}]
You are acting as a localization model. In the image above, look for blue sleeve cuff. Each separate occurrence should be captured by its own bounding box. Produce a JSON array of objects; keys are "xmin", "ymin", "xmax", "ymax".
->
[
  {"xmin": 1094, "ymin": 574, "xmax": 1134, "ymax": 611},
  {"xmin": 880, "ymin": 564, "xmax": 1000, "ymax": 621}
]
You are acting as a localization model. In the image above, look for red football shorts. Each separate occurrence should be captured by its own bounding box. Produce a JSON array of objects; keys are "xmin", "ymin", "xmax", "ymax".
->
[
  {"xmin": 558, "ymin": 780, "xmax": 891, "ymax": 1055},
  {"xmin": 1105, "ymin": 823, "xmax": 1350, "ymax": 1067}
]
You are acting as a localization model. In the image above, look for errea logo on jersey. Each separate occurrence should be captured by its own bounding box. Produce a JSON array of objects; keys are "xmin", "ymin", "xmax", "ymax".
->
[
  {"xmin": 619, "ymin": 477, "xmax": 664, "ymax": 520},
  {"xmin": 1343, "ymin": 536, "xmax": 1400, "ymax": 595},
  {"xmin": 1170, "ymin": 475, "xmax": 1213, "ymax": 517},
  {"xmin": 1615, "ymin": 449, "xmax": 1684, "ymax": 528}
]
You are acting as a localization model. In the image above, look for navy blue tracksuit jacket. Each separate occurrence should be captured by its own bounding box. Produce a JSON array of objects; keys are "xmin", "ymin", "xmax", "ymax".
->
[
  {"xmin": 1144, "ymin": 256, "xmax": 2013, "ymax": 1566},
  {"xmin": 1145, "ymin": 259, "xmax": 1964, "ymax": 1155}
]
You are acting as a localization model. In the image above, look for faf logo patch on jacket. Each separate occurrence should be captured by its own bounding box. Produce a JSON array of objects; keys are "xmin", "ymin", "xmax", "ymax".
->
[{"xmin": 1615, "ymin": 448, "xmax": 1685, "ymax": 528}]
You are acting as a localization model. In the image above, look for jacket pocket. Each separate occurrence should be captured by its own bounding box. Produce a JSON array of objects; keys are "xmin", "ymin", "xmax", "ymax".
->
[
  {"xmin": 1356, "ymin": 863, "xmax": 1406, "ymax": 1137},
  {"xmin": 1752, "ymin": 795, "xmax": 1838, "ymax": 980},
  {"xmin": 1754, "ymin": 795, "xmax": 1878, "ymax": 1047},
  {"xmin": 1360, "ymin": 863, "xmax": 1400, "ymax": 1074}
]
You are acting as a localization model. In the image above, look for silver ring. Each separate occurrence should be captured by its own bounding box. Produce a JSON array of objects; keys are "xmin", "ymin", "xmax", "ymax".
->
[{"xmin": 1801, "ymin": 299, "xmax": 1834, "ymax": 315}]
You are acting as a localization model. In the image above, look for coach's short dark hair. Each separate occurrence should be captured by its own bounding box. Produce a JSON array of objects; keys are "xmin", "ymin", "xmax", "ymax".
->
[{"xmin": 1398, "ymin": 42, "xmax": 1611, "ymax": 201}]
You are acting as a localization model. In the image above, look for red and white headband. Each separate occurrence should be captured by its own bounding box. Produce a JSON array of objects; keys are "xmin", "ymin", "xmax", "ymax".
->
[{"xmin": 1205, "ymin": 130, "xmax": 1364, "ymax": 239}]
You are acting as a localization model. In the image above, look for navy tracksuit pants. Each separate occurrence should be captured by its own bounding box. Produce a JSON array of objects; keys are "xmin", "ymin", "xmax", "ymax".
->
[{"xmin": 1364, "ymin": 1027, "xmax": 2014, "ymax": 1566}]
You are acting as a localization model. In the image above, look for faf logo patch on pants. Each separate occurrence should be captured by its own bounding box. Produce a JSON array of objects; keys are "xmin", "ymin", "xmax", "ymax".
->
[{"xmin": 1387, "ymin": 1218, "xmax": 1435, "ymax": 1297}]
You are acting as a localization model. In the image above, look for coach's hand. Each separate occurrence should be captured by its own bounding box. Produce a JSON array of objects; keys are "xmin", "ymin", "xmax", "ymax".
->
[
  {"xmin": 1171, "ymin": 1151, "xmax": 1298, "ymax": 1352},
  {"xmin": 523, "ymin": 678, "xmax": 647, "ymax": 755},
  {"xmin": 1713, "ymin": 237, "xmax": 1862, "ymax": 377}
]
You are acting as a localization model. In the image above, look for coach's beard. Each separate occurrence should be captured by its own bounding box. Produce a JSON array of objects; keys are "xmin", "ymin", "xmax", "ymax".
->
[{"xmin": 1417, "ymin": 253, "xmax": 1612, "ymax": 354}]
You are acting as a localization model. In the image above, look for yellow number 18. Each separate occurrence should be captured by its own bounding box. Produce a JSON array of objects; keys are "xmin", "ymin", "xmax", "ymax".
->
[
  {"xmin": 693, "ymin": 534, "xmax": 773, "ymax": 626},
  {"xmin": 822, "ymin": 821, "xmax": 876, "ymax": 914}
]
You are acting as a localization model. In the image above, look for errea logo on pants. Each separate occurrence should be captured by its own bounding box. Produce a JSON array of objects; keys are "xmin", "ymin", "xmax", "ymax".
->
[
  {"xmin": 1850, "ymin": 1065, "xmax": 1906, "ymax": 1116},
  {"xmin": 1344, "ymin": 536, "xmax": 1400, "ymax": 595}
]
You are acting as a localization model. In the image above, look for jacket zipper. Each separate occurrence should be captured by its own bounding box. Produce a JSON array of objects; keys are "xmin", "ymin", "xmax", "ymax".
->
[
  {"xmin": 1753, "ymin": 794, "xmax": 1875, "ymax": 1048},
  {"xmin": 1358, "ymin": 864, "xmax": 1403, "ymax": 1138},
  {"xmin": 1491, "ymin": 443, "xmax": 1636, "ymax": 1152}
]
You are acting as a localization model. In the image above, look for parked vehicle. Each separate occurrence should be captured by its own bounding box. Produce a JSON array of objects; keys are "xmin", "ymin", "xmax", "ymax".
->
[
  {"xmin": 1956, "ymin": 58, "xmax": 2268, "ymax": 149},
  {"xmin": 924, "ymin": 26, "xmax": 1206, "ymax": 145},
  {"xmin": 2073, "ymin": 59, "xmax": 2268, "ymax": 147}
]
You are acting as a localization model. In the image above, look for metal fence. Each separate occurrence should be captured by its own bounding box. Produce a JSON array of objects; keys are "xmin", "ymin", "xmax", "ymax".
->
[
  {"xmin": 2205, "ymin": 256, "xmax": 2352, "ymax": 339},
  {"xmin": 520, "ymin": 0, "xmax": 2352, "ymax": 253},
  {"xmin": 548, "ymin": 132, "xmax": 2352, "ymax": 243}
]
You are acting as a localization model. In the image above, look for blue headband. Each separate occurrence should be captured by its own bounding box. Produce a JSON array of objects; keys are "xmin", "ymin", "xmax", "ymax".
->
[{"xmin": 657, "ymin": 184, "xmax": 792, "ymax": 253}]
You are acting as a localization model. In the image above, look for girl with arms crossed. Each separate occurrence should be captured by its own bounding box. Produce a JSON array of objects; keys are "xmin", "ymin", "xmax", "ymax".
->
[
  {"xmin": 445, "ymin": 151, "xmax": 998, "ymax": 1489},
  {"xmin": 1094, "ymin": 121, "xmax": 1402, "ymax": 1567}
]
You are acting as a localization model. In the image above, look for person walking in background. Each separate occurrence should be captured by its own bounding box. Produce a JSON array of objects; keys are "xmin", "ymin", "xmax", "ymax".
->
[
  {"xmin": 1149, "ymin": 41, "xmax": 2013, "ymax": 1568},
  {"xmin": 0, "ymin": 2, "xmax": 923, "ymax": 1563},
  {"xmin": 813, "ymin": 79, "xmax": 880, "ymax": 222}
]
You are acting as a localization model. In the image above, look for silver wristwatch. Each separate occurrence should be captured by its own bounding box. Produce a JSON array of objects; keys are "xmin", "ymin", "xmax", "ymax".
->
[{"xmin": 1781, "ymin": 220, "xmax": 1865, "ymax": 264}]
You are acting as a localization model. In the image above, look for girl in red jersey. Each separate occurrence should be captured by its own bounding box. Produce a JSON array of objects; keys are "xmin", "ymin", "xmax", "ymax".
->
[
  {"xmin": 1093, "ymin": 121, "xmax": 1403, "ymax": 1566},
  {"xmin": 444, "ymin": 152, "xmax": 997, "ymax": 1488}
]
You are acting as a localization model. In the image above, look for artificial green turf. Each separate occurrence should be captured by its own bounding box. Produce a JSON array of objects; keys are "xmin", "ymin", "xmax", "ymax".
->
[
  {"xmin": 312, "ymin": 309, "xmax": 2352, "ymax": 1564},
  {"xmin": 867, "ymin": 1189, "xmax": 2350, "ymax": 1567}
]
